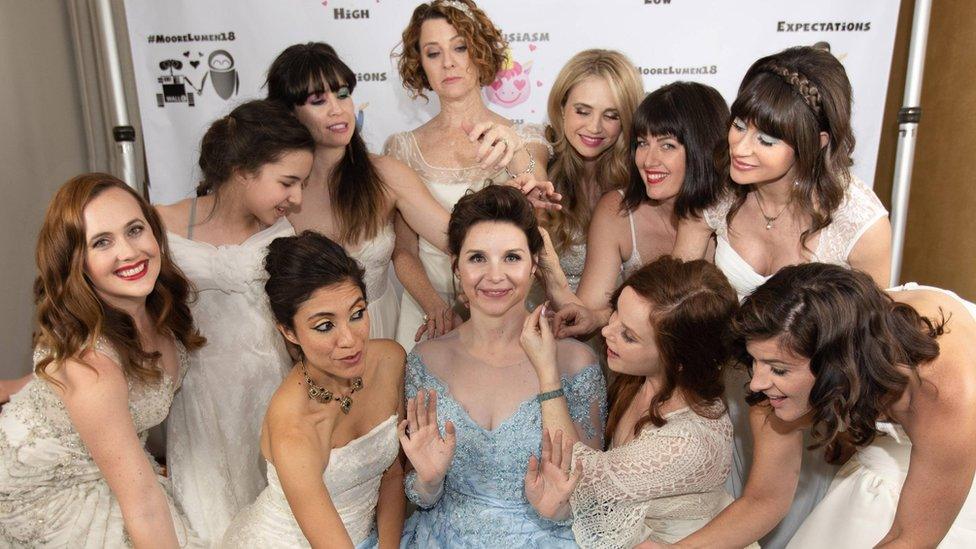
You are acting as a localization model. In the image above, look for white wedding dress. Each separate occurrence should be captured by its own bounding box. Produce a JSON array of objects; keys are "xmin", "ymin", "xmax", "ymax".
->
[
  {"xmin": 165, "ymin": 216, "xmax": 294, "ymax": 544},
  {"xmin": 219, "ymin": 415, "xmax": 399, "ymax": 548},
  {"xmin": 787, "ymin": 283, "xmax": 976, "ymax": 548},
  {"xmin": 702, "ymin": 176, "xmax": 888, "ymax": 548}
]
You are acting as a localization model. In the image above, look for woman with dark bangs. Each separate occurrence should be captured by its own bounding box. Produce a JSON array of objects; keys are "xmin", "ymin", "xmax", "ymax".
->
[
  {"xmin": 388, "ymin": 0, "xmax": 555, "ymax": 352},
  {"xmin": 738, "ymin": 265, "xmax": 974, "ymax": 548},
  {"xmin": 542, "ymin": 82, "xmax": 729, "ymax": 340},
  {"xmin": 0, "ymin": 174, "xmax": 205, "ymax": 546},
  {"xmin": 266, "ymin": 42, "xmax": 452, "ymax": 342},
  {"xmin": 521, "ymin": 257, "xmax": 749, "ymax": 547},
  {"xmin": 671, "ymin": 46, "xmax": 892, "ymax": 548}
]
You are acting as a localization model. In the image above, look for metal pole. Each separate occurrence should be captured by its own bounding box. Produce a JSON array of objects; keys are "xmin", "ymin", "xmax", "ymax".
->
[
  {"xmin": 93, "ymin": 0, "xmax": 138, "ymax": 189},
  {"xmin": 889, "ymin": 0, "xmax": 933, "ymax": 286}
]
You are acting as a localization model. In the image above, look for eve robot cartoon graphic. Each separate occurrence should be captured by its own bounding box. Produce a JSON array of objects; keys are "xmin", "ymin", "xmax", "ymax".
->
[{"xmin": 202, "ymin": 50, "xmax": 240, "ymax": 100}]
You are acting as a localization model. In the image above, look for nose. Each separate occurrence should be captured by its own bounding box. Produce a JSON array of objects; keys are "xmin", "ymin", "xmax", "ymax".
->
[
  {"xmin": 487, "ymin": 259, "xmax": 506, "ymax": 282},
  {"xmin": 116, "ymin": 235, "xmax": 138, "ymax": 262},
  {"xmin": 335, "ymin": 321, "xmax": 356, "ymax": 348},
  {"xmin": 641, "ymin": 146, "xmax": 661, "ymax": 169},
  {"xmin": 586, "ymin": 115, "xmax": 603, "ymax": 135},
  {"xmin": 443, "ymin": 49, "xmax": 456, "ymax": 69},
  {"xmin": 730, "ymin": 129, "xmax": 753, "ymax": 157},
  {"xmin": 601, "ymin": 313, "xmax": 618, "ymax": 341},
  {"xmin": 290, "ymin": 185, "xmax": 303, "ymax": 207},
  {"xmin": 748, "ymin": 362, "xmax": 772, "ymax": 393}
]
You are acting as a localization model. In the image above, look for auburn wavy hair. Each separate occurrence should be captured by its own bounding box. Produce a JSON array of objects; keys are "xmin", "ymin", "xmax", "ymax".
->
[
  {"xmin": 395, "ymin": 0, "xmax": 507, "ymax": 100},
  {"xmin": 735, "ymin": 263, "xmax": 943, "ymax": 462},
  {"xmin": 604, "ymin": 257, "xmax": 738, "ymax": 444},
  {"xmin": 32, "ymin": 173, "xmax": 204, "ymax": 386},
  {"xmin": 544, "ymin": 49, "xmax": 644, "ymax": 253}
]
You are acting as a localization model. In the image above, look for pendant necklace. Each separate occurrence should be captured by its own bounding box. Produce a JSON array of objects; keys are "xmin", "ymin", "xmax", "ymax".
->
[
  {"xmin": 301, "ymin": 359, "xmax": 363, "ymax": 414},
  {"xmin": 754, "ymin": 192, "xmax": 791, "ymax": 230}
]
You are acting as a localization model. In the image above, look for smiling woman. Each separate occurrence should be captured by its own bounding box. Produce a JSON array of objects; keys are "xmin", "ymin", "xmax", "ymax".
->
[{"xmin": 0, "ymin": 173, "xmax": 205, "ymax": 547}]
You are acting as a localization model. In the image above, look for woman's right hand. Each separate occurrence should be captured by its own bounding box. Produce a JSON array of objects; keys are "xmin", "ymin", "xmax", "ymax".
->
[
  {"xmin": 553, "ymin": 302, "xmax": 601, "ymax": 339},
  {"xmin": 398, "ymin": 389, "xmax": 456, "ymax": 487},
  {"xmin": 520, "ymin": 303, "xmax": 559, "ymax": 383},
  {"xmin": 415, "ymin": 297, "xmax": 462, "ymax": 342},
  {"xmin": 506, "ymin": 174, "xmax": 562, "ymax": 211},
  {"xmin": 524, "ymin": 428, "xmax": 582, "ymax": 521}
]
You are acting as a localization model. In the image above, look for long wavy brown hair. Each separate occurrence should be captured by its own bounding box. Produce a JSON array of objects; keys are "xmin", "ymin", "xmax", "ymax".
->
[
  {"xmin": 33, "ymin": 173, "xmax": 204, "ymax": 386},
  {"xmin": 722, "ymin": 46, "xmax": 855, "ymax": 252},
  {"xmin": 395, "ymin": 0, "xmax": 507, "ymax": 100},
  {"xmin": 735, "ymin": 263, "xmax": 943, "ymax": 462},
  {"xmin": 604, "ymin": 257, "xmax": 738, "ymax": 445},
  {"xmin": 544, "ymin": 49, "xmax": 644, "ymax": 253}
]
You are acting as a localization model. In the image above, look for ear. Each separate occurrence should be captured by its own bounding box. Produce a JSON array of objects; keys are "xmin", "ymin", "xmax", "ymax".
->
[
  {"xmin": 819, "ymin": 131, "xmax": 830, "ymax": 150},
  {"xmin": 277, "ymin": 323, "xmax": 300, "ymax": 347}
]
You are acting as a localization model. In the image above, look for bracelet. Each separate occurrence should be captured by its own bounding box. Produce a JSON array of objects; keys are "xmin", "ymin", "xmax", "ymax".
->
[
  {"xmin": 537, "ymin": 386, "xmax": 565, "ymax": 403},
  {"xmin": 504, "ymin": 146, "xmax": 536, "ymax": 179}
]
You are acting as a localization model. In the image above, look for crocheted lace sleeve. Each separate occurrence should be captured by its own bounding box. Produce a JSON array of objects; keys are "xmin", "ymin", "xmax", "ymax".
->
[
  {"xmin": 570, "ymin": 410, "xmax": 733, "ymax": 548},
  {"xmin": 819, "ymin": 176, "xmax": 889, "ymax": 263},
  {"xmin": 702, "ymin": 191, "xmax": 736, "ymax": 236},
  {"xmin": 515, "ymin": 122, "xmax": 554, "ymax": 158},
  {"xmin": 382, "ymin": 131, "xmax": 412, "ymax": 164}
]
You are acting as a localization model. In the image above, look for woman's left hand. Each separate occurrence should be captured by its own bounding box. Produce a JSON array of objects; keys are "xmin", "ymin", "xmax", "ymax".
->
[
  {"xmin": 463, "ymin": 120, "xmax": 524, "ymax": 171},
  {"xmin": 505, "ymin": 174, "xmax": 562, "ymax": 211},
  {"xmin": 524, "ymin": 428, "xmax": 582, "ymax": 521},
  {"xmin": 520, "ymin": 302, "xmax": 559, "ymax": 382}
]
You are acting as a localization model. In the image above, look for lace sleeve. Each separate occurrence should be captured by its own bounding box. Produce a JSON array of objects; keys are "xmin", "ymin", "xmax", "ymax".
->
[
  {"xmin": 563, "ymin": 364, "xmax": 607, "ymax": 448},
  {"xmin": 702, "ymin": 191, "xmax": 735, "ymax": 235},
  {"xmin": 515, "ymin": 122, "xmax": 554, "ymax": 158},
  {"xmin": 829, "ymin": 176, "xmax": 889, "ymax": 262},
  {"xmin": 570, "ymin": 412, "xmax": 733, "ymax": 548},
  {"xmin": 382, "ymin": 132, "xmax": 409, "ymax": 163}
]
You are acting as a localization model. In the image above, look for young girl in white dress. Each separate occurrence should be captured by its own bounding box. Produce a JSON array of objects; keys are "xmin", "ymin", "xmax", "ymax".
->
[
  {"xmin": 0, "ymin": 174, "xmax": 204, "ymax": 547},
  {"xmin": 672, "ymin": 46, "xmax": 892, "ymax": 548},
  {"xmin": 387, "ymin": 0, "xmax": 553, "ymax": 350},
  {"xmin": 221, "ymin": 231, "xmax": 405, "ymax": 548},
  {"xmin": 156, "ymin": 100, "xmax": 315, "ymax": 543},
  {"xmin": 736, "ymin": 264, "xmax": 976, "ymax": 548},
  {"xmin": 522, "ymin": 257, "xmax": 743, "ymax": 548}
]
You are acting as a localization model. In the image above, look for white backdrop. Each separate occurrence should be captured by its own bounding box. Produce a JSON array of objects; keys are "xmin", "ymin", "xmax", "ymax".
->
[{"xmin": 123, "ymin": 0, "xmax": 900, "ymax": 204}]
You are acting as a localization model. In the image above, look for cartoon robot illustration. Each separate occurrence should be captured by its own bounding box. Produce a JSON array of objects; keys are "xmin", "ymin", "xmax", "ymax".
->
[
  {"xmin": 483, "ymin": 51, "xmax": 533, "ymax": 108},
  {"xmin": 201, "ymin": 50, "xmax": 240, "ymax": 100},
  {"xmin": 156, "ymin": 59, "xmax": 196, "ymax": 107}
]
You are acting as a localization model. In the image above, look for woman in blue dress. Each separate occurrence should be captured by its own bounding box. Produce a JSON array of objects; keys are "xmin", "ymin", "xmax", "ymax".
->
[{"xmin": 398, "ymin": 185, "xmax": 607, "ymax": 547}]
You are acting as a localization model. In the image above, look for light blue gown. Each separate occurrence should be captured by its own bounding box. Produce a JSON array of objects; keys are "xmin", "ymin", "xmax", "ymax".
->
[{"xmin": 401, "ymin": 351, "xmax": 607, "ymax": 548}]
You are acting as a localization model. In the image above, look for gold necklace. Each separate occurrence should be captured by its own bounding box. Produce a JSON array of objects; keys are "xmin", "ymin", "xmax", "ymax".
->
[
  {"xmin": 301, "ymin": 359, "xmax": 363, "ymax": 414},
  {"xmin": 754, "ymin": 192, "xmax": 791, "ymax": 230}
]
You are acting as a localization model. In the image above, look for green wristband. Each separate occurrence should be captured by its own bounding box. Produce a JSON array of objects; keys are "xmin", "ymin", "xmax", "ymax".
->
[{"xmin": 537, "ymin": 387, "xmax": 565, "ymax": 403}]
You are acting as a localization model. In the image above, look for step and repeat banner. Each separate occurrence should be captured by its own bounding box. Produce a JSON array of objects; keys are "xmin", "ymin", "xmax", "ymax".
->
[{"xmin": 124, "ymin": 0, "xmax": 900, "ymax": 204}]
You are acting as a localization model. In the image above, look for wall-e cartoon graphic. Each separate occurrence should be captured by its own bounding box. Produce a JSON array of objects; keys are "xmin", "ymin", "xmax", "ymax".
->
[
  {"xmin": 156, "ymin": 59, "xmax": 196, "ymax": 107},
  {"xmin": 201, "ymin": 50, "xmax": 240, "ymax": 100}
]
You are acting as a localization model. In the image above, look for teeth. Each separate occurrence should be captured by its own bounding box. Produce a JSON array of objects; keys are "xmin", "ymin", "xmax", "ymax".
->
[
  {"xmin": 646, "ymin": 173, "xmax": 667, "ymax": 182},
  {"xmin": 117, "ymin": 262, "xmax": 145, "ymax": 277}
]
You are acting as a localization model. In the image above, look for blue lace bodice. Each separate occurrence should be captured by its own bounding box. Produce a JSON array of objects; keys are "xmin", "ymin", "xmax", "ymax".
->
[{"xmin": 402, "ymin": 351, "xmax": 607, "ymax": 548}]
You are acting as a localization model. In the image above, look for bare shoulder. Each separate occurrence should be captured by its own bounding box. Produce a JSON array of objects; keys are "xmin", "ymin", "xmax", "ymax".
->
[
  {"xmin": 155, "ymin": 198, "xmax": 193, "ymax": 236},
  {"xmin": 595, "ymin": 188, "xmax": 627, "ymax": 217},
  {"xmin": 371, "ymin": 154, "xmax": 418, "ymax": 190},
  {"xmin": 555, "ymin": 338, "xmax": 599, "ymax": 378},
  {"xmin": 369, "ymin": 339, "xmax": 407, "ymax": 380}
]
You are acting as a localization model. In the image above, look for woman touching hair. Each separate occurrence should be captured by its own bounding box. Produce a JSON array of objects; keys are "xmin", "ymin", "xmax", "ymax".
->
[
  {"xmin": 221, "ymin": 231, "xmax": 405, "ymax": 548},
  {"xmin": 0, "ymin": 174, "xmax": 204, "ymax": 547}
]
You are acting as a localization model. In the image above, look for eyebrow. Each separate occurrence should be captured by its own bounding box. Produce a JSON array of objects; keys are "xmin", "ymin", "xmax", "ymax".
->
[
  {"xmin": 306, "ymin": 297, "xmax": 366, "ymax": 321},
  {"xmin": 573, "ymin": 102, "xmax": 618, "ymax": 112},
  {"xmin": 465, "ymin": 248, "xmax": 527, "ymax": 254},
  {"xmin": 88, "ymin": 218, "xmax": 142, "ymax": 243},
  {"xmin": 422, "ymin": 35, "xmax": 463, "ymax": 48}
]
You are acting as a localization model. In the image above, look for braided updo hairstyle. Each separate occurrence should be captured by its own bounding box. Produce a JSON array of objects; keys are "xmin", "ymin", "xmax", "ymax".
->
[{"xmin": 721, "ymin": 46, "xmax": 855, "ymax": 251}]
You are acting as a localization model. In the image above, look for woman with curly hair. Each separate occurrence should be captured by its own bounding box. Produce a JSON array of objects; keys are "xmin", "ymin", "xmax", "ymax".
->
[
  {"xmin": 733, "ymin": 264, "xmax": 976, "ymax": 548},
  {"xmin": 388, "ymin": 0, "xmax": 554, "ymax": 351},
  {"xmin": 0, "ymin": 174, "xmax": 205, "ymax": 547}
]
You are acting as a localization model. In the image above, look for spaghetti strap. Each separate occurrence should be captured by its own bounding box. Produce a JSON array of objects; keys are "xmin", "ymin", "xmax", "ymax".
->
[{"xmin": 187, "ymin": 196, "xmax": 198, "ymax": 241}]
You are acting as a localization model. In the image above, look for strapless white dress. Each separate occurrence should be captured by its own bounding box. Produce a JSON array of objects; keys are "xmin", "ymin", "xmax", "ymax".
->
[
  {"xmin": 702, "ymin": 176, "xmax": 888, "ymax": 548},
  {"xmin": 788, "ymin": 283, "xmax": 976, "ymax": 548},
  {"xmin": 219, "ymin": 415, "xmax": 399, "ymax": 548}
]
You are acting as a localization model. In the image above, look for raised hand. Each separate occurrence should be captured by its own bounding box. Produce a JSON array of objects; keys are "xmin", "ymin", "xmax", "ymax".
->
[
  {"xmin": 414, "ymin": 297, "xmax": 462, "ymax": 342},
  {"xmin": 462, "ymin": 120, "xmax": 525, "ymax": 171},
  {"xmin": 524, "ymin": 428, "xmax": 583, "ymax": 521},
  {"xmin": 505, "ymin": 173, "xmax": 562, "ymax": 211},
  {"xmin": 520, "ymin": 302, "xmax": 559, "ymax": 383},
  {"xmin": 398, "ymin": 389, "xmax": 456, "ymax": 488},
  {"xmin": 553, "ymin": 302, "xmax": 600, "ymax": 339}
]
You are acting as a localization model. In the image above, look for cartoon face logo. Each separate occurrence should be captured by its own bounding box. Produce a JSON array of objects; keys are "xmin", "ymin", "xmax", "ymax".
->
[
  {"xmin": 483, "ymin": 52, "xmax": 533, "ymax": 108},
  {"xmin": 206, "ymin": 49, "xmax": 239, "ymax": 100}
]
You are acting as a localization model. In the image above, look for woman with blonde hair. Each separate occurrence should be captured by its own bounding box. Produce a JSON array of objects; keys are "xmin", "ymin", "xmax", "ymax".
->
[
  {"xmin": 388, "ymin": 0, "xmax": 553, "ymax": 351},
  {"xmin": 0, "ymin": 173, "xmax": 204, "ymax": 547},
  {"xmin": 539, "ymin": 48, "xmax": 644, "ymax": 291}
]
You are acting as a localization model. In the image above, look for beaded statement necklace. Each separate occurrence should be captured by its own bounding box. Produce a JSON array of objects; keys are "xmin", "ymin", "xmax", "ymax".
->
[{"xmin": 301, "ymin": 359, "xmax": 363, "ymax": 414}]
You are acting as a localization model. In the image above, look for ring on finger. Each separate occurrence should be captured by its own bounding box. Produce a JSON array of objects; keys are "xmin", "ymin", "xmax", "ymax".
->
[{"xmin": 422, "ymin": 313, "xmax": 430, "ymax": 323}]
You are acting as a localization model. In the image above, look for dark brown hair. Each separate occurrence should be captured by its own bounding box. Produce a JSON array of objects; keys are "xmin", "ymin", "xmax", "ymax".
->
[
  {"xmin": 264, "ymin": 231, "xmax": 367, "ymax": 330},
  {"xmin": 722, "ymin": 46, "xmax": 855, "ymax": 251},
  {"xmin": 735, "ymin": 263, "xmax": 943, "ymax": 461},
  {"xmin": 395, "ymin": 0, "xmax": 507, "ymax": 100},
  {"xmin": 447, "ymin": 185, "xmax": 543, "ymax": 270},
  {"xmin": 604, "ymin": 256, "xmax": 737, "ymax": 443},
  {"xmin": 195, "ymin": 99, "xmax": 314, "ymax": 197},
  {"xmin": 266, "ymin": 42, "xmax": 389, "ymax": 245},
  {"xmin": 33, "ymin": 173, "xmax": 205, "ymax": 385},
  {"xmin": 621, "ymin": 81, "xmax": 730, "ymax": 219}
]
